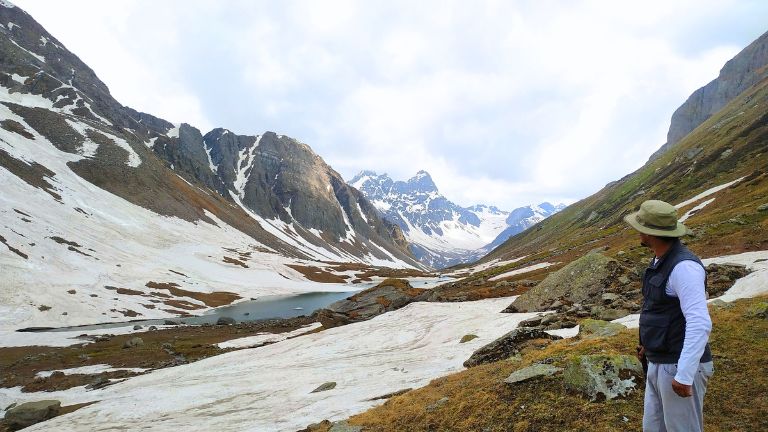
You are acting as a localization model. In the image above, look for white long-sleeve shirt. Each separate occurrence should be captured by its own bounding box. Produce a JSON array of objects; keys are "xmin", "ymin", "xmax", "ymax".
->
[{"xmin": 660, "ymin": 259, "xmax": 713, "ymax": 385}]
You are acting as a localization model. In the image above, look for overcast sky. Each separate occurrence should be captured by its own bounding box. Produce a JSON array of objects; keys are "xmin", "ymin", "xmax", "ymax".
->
[{"xmin": 14, "ymin": 0, "xmax": 768, "ymax": 209}]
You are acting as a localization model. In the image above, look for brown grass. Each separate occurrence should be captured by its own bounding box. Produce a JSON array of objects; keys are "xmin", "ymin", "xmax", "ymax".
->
[
  {"xmin": 347, "ymin": 296, "xmax": 768, "ymax": 431},
  {"xmin": 287, "ymin": 265, "xmax": 349, "ymax": 283},
  {"xmin": 145, "ymin": 281, "xmax": 241, "ymax": 307}
]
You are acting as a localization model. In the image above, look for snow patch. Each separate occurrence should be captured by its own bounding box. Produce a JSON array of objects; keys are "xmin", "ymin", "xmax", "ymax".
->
[
  {"xmin": 217, "ymin": 323, "xmax": 322, "ymax": 349},
  {"xmin": 36, "ymin": 364, "xmax": 148, "ymax": 378},
  {"xmin": 675, "ymin": 177, "xmax": 744, "ymax": 209},
  {"xmin": 488, "ymin": 262, "xmax": 557, "ymax": 281}
]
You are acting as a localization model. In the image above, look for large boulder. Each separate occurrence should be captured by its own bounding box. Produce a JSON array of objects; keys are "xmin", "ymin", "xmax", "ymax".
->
[
  {"xmin": 507, "ymin": 252, "xmax": 627, "ymax": 313},
  {"xmin": 315, "ymin": 279, "xmax": 427, "ymax": 328},
  {"xmin": 463, "ymin": 328, "xmax": 561, "ymax": 368},
  {"xmin": 504, "ymin": 364, "xmax": 563, "ymax": 384},
  {"xmin": 578, "ymin": 319, "xmax": 626, "ymax": 338},
  {"xmin": 563, "ymin": 355, "xmax": 643, "ymax": 401},
  {"xmin": 4, "ymin": 400, "xmax": 61, "ymax": 430}
]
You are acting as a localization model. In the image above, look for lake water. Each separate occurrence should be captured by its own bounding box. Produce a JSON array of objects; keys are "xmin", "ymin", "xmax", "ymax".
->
[{"xmin": 27, "ymin": 290, "xmax": 360, "ymax": 333}]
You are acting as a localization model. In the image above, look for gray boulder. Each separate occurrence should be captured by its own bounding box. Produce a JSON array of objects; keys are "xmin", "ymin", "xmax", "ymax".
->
[
  {"xmin": 563, "ymin": 355, "xmax": 643, "ymax": 401},
  {"xmin": 426, "ymin": 397, "xmax": 449, "ymax": 412},
  {"xmin": 315, "ymin": 279, "xmax": 427, "ymax": 328},
  {"xmin": 507, "ymin": 253, "xmax": 626, "ymax": 312},
  {"xmin": 578, "ymin": 319, "xmax": 626, "ymax": 338},
  {"xmin": 504, "ymin": 364, "xmax": 563, "ymax": 384},
  {"xmin": 216, "ymin": 317, "xmax": 236, "ymax": 325},
  {"xmin": 463, "ymin": 328, "xmax": 561, "ymax": 368},
  {"xmin": 4, "ymin": 400, "xmax": 61, "ymax": 430},
  {"xmin": 122, "ymin": 337, "xmax": 144, "ymax": 349},
  {"xmin": 310, "ymin": 382, "xmax": 337, "ymax": 393},
  {"xmin": 328, "ymin": 421, "xmax": 363, "ymax": 432}
]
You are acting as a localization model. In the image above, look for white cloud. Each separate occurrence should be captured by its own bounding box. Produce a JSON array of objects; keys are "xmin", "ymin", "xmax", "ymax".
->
[{"xmin": 13, "ymin": 0, "xmax": 766, "ymax": 209}]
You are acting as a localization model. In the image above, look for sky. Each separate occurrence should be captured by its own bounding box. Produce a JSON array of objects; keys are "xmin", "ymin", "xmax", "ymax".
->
[{"xmin": 13, "ymin": 0, "xmax": 768, "ymax": 210}]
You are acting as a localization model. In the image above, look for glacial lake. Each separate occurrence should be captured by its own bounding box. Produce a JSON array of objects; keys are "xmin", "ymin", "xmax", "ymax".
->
[{"xmin": 23, "ymin": 290, "xmax": 361, "ymax": 333}]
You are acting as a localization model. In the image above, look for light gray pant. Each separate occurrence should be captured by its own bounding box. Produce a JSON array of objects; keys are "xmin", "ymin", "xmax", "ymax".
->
[{"xmin": 643, "ymin": 361, "xmax": 714, "ymax": 432}]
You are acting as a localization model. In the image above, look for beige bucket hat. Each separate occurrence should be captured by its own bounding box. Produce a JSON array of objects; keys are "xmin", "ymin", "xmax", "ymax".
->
[{"xmin": 624, "ymin": 200, "xmax": 689, "ymax": 237}]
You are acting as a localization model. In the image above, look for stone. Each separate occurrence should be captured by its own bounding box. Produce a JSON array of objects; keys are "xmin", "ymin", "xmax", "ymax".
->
[
  {"xmin": 328, "ymin": 421, "xmax": 363, "ymax": 432},
  {"xmin": 758, "ymin": 203, "xmax": 768, "ymax": 212},
  {"xmin": 4, "ymin": 400, "xmax": 61, "ymax": 430},
  {"xmin": 540, "ymin": 314, "xmax": 559, "ymax": 325},
  {"xmin": 563, "ymin": 355, "xmax": 643, "ymax": 401},
  {"xmin": 316, "ymin": 279, "xmax": 427, "ymax": 328},
  {"xmin": 601, "ymin": 293, "xmax": 620, "ymax": 304},
  {"xmin": 311, "ymin": 382, "xmax": 337, "ymax": 393},
  {"xmin": 122, "ymin": 337, "xmax": 144, "ymax": 349},
  {"xmin": 85, "ymin": 376, "xmax": 110, "ymax": 390},
  {"xmin": 578, "ymin": 319, "xmax": 626, "ymax": 338},
  {"xmin": 504, "ymin": 364, "xmax": 563, "ymax": 384},
  {"xmin": 426, "ymin": 397, "xmax": 449, "ymax": 412},
  {"xmin": 148, "ymin": 326, "xmax": 158, "ymax": 331},
  {"xmin": 216, "ymin": 317, "xmax": 236, "ymax": 325},
  {"xmin": 133, "ymin": 325, "xmax": 143, "ymax": 330},
  {"xmin": 745, "ymin": 302, "xmax": 768, "ymax": 319},
  {"xmin": 518, "ymin": 316, "xmax": 543, "ymax": 327},
  {"xmin": 459, "ymin": 334, "xmax": 478, "ymax": 343},
  {"xmin": 464, "ymin": 328, "xmax": 561, "ymax": 368},
  {"xmin": 509, "ymin": 253, "xmax": 626, "ymax": 312},
  {"xmin": 501, "ymin": 303, "xmax": 519, "ymax": 313},
  {"xmin": 591, "ymin": 306, "xmax": 630, "ymax": 321},
  {"xmin": 164, "ymin": 320, "xmax": 180, "ymax": 326}
]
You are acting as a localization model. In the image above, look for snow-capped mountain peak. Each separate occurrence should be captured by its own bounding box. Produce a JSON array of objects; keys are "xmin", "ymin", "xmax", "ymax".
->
[{"xmin": 349, "ymin": 170, "xmax": 565, "ymax": 268}]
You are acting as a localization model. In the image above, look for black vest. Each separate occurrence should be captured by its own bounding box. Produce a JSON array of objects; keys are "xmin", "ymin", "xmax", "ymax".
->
[{"xmin": 639, "ymin": 240, "xmax": 712, "ymax": 364}]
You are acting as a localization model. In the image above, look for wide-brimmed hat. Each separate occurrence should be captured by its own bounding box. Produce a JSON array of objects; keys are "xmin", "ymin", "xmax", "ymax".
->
[{"xmin": 623, "ymin": 200, "xmax": 689, "ymax": 237}]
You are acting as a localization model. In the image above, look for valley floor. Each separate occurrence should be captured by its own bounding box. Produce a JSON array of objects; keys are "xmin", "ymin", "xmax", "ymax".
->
[{"xmin": 0, "ymin": 250, "xmax": 766, "ymax": 431}]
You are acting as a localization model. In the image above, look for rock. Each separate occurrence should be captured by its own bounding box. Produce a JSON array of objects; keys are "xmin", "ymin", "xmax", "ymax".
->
[
  {"xmin": 509, "ymin": 253, "xmax": 626, "ymax": 312},
  {"xmin": 366, "ymin": 388, "xmax": 412, "ymax": 401},
  {"xmin": 504, "ymin": 364, "xmax": 563, "ymax": 384},
  {"xmin": 328, "ymin": 421, "xmax": 363, "ymax": 432},
  {"xmin": 494, "ymin": 281, "xmax": 513, "ymax": 288},
  {"xmin": 85, "ymin": 376, "xmax": 110, "ymax": 390},
  {"xmin": 122, "ymin": 337, "xmax": 144, "ymax": 349},
  {"xmin": 601, "ymin": 293, "xmax": 620, "ymax": 304},
  {"xmin": 316, "ymin": 279, "xmax": 427, "ymax": 328},
  {"xmin": 549, "ymin": 300, "xmax": 564, "ymax": 310},
  {"xmin": 563, "ymin": 355, "xmax": 643, "ymax": 401},
  {"xmin": 745, "ymin": 302, "xmax": 768, "ymax": 319},
  {"xmin": 590, "ymin": 306, "xmax": 630, "ymax": 321},
  {"xmin": 618, "ymin": 276, "xmax": 630, "ymax": 285},
  {"xmin": 216, "ymin": 317, "xmax": 236, "ymax": 325},
  {"xmin": 501, "ymin": 303, "xmax": 519, "ymax": 313},
  {"xmin": 518, "ymin": 316, "xmax": 542, "ymax": 327},
  {"xmin": 148, "ymin": 326, "xmax": 158, "ymax": 331},
  {"xmin": 578, "ymin": 319, "xmax": 626, "ymax": 338},
  {"xmin": 758, "ymin": 203, "xmax": 768, "ymax": 212},
  {"xmin": 426, "ymin": 397, "xmax": 449, "ymax": 412},
  {"xmin": 709, "ymin": 299, "xmax": 733, "ymax": 309},
  {"xmin": 3, "ymin": 400, "xmax": 61, "ymax": 430},
  {"xmin": 459, "ymin": 334, "xmax": 478, "ymax": 343},
  {"xmin": 464, "ymin": 328, "xmax": 561, "ymax": 368},
  {"xmin": 310, "ymin": 382, "xmax": 337, "ymax": 393},
  {"xmin": 133, "ymin": 325, "xmax": 143, "ymax": 330},
  {"xmin": 164, "ymin": 320, "xmax": 179, "ymax": 326}
]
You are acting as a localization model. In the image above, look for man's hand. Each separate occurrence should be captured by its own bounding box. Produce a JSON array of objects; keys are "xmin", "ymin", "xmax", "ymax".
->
[
  {"xmin": 671, "ymin": 379, "xmax": 693, "ymax": 397},
  {"xmin": 636, "ymin": 345, "xmax": 645, "ymax": 362}
]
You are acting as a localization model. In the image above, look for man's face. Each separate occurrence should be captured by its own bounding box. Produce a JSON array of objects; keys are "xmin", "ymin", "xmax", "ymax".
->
[{"xmin": 639, "ymin": 233, "xmax": 651, "ymax": 248}]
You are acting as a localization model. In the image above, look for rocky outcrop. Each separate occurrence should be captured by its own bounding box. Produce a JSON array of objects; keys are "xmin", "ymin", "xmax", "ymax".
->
[
  {"xmin": 315, "ymin": 279, "xmax": 428, "ymax": 328},
  {"xmin": 463, "ymin": 328, "xmax": 561, "ymax": 368},
  {"xmin": 508, "ymin": 253, "xmax": 631, "ymax": 313},
  {"xmin": 3, "ymin": 400, "xmax": 61, "ymax": 430},
  {"xmin": 563, "ymin": 355, "xmax": 643, "ymax": 401},
  {"xmin": 651, "ymin": 30, "xmax": 768, "ymax": 160},
  {"xmin": 310, "ymin": 382, "xmax": 337, "ymax": 393}
]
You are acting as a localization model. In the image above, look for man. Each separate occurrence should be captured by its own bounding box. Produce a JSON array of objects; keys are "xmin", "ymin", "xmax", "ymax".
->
[{"xmin": 624, "ymin": 200, "xmax": 714, "ymax": 432}]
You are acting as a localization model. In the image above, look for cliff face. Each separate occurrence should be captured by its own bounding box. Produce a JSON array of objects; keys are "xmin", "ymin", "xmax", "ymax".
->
[{"xmin": 651, "ymin": 30, "xmax": 768, "ymax": 160}]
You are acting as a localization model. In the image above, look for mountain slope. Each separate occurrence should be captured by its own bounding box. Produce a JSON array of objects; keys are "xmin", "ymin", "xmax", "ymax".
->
[
  {"xmin": 650, "ymin": 29, "xmax": 768, "ymax": 160},
  {"xmin": 481, "ymin": 47, "xmax": 768, "ymax": 270},
  {"xmin": 0, "ymin": 2, "xmax": 421, "ymax": 330}
]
